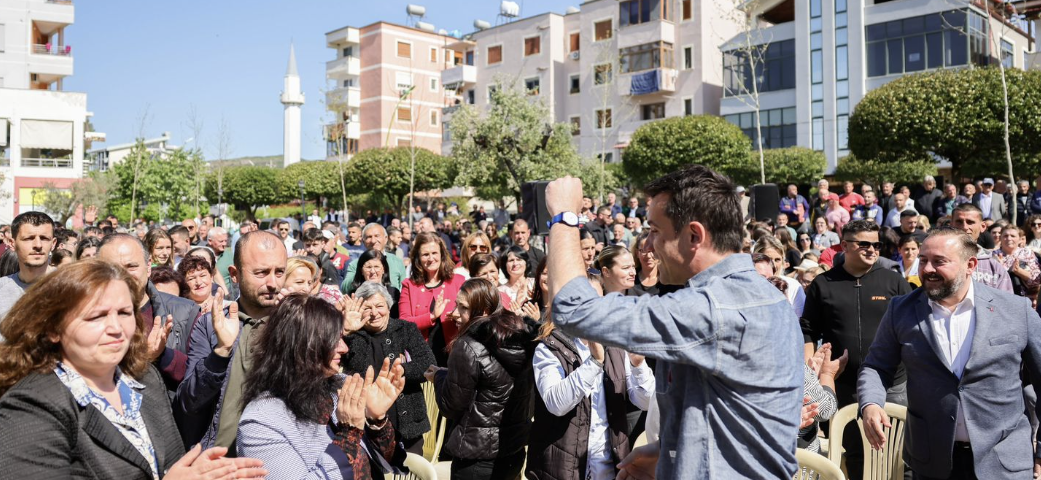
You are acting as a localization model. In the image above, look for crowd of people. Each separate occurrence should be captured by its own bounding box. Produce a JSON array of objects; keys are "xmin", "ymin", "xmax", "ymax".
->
[{"xmin": 0, "ymin": 169, "xmax": 1040, "ymax": 479}]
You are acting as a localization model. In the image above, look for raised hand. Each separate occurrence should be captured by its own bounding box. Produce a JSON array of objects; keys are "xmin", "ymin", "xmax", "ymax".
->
[
  {"xmin": 520, "ymin": 301, "xmax": 541, "ymax": 321},
  {"xmin": 432, "ymin": 290, "xmax": 448, "ymax": 321},
  {"xmin": 365, "ymin": 358, "xmax": 404, "ymax": 421},
  {"xmin": 212, "ymin": 293, "xmax": 239, "ymax": 358},
  {"xmin": 336, "ymin": 295, "xmax": 365, "ymax": 335},
  {"xmin": 820, "ymin": 347, "xmax": 848, "ymax": 379},
  {"xmin": 84, "ymin": 205, "xmax": 98, "ymax": 225},
  {"xmin": 808, "ymin": 343, "xmax": 831, "ymax": 376},
  {"xmin": 147, "ymin": 315, "xmax": 174, "ymax": 361},
  {"xmin": 336, "ymin": 373, "xmax": 366, "ymax": 430},
  {"xmin": 545, "ymin": 176, "xmax": 584, "ymax": 217}
]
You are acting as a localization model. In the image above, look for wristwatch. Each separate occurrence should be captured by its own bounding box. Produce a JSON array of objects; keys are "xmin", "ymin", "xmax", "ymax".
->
[{"xmin": 547, "ymin": 212, "xmax": 580, "ymax": 229}]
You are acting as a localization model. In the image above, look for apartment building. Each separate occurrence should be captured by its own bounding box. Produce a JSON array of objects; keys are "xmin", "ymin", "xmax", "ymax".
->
[
  {"xmin": 720, "ymin": 0, "xmax": 1035, "ymax": 172},
  {"xmin": 324, "ymin": 22, "xmax": 455, "ymax": 160},
  {"xmin": 0, "ymin": 0, "xmax": 98, "ymax": 223},
  {"xmin": 440, "ymin": 0, "xmax": 744, "ymax": 162}
]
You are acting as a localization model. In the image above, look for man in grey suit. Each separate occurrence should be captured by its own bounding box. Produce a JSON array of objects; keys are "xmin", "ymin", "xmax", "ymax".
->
[
  {"xmin": 859, "ymin": 228, "xmax": 1041, "ymax": 479},
  {"xmin": 971, "ymin": 177, "xmax": 1007, "ymax": 224}
]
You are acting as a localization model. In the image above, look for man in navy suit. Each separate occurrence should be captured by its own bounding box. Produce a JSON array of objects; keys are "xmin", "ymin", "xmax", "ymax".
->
[{"xmin": 859, "ymin": 227, "xmax": 1041, "ymax": 479}]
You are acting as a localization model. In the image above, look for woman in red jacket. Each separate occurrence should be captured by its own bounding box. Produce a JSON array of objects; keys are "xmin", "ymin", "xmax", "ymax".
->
[{"xmin": 399, "ymin": 232, "xmax": 466, "ymax": 364}]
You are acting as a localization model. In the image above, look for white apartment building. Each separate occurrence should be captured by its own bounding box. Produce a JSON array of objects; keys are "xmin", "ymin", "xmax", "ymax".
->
[
  {"xmin": 720, "ymin": 0, "xmax": 1035, "ymax": 172},
  {"xmin": 440, "ymin": 0, "xmax": 744, "ymax": 162},
  {"xmin": 86, "ymin": 132, "xmax": 176, "ymax": 172},
  {"xmin": 0, "ymin": 0, "xmax": 98, "ymax": 223}
]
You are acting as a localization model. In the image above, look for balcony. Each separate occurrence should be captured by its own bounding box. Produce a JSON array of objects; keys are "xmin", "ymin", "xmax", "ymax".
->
[
  {"xmin": 325, "ymin": 87, "xmax": 361, "ymax": 108},
  {"xmin": 326, "ymin": 26, "xmax": 360, "ymax": 48},
  {"xmin": 32, "ymin": 44, "xmax": 72, "ymax": 57},
  {"xmin": 22, "ymin": 157, "xmax": 73, "ymax": 168},
  {"xmin": 619, "ymin": 68, "xmax": 678, "ymax": 96},
  {"xmin": 617, "ymin": 21, "xmax": 675, "ymax": 49},
  {"xmin": 326, "ymin": 55, "xmax": 360, "ymax": 79},
  {"xmin": 324, "ymin": 122, "xmax": 360, "ymax": 140},
  {"xmin": 441, "ymin": 65, "xmax": 477, "ymax": 91}
]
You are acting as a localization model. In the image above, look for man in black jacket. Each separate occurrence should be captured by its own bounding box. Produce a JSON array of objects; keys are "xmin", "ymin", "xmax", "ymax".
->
[{"xmin": 801, "ymin": 219, "xmax": 911, "ymax": 480}]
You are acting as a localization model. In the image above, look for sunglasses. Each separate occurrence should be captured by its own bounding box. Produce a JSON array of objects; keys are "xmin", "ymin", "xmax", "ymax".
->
[
  {"xmin": 468, "ymin": 244, "xmax": 490, "ymax": 252},
  {"xmin": 1032, "ymin": 223, "xmax": 1041, "ymax": 227},
  {"xmin": 845, "ymin": 240, "xmax": 883, "ymax": 251}
]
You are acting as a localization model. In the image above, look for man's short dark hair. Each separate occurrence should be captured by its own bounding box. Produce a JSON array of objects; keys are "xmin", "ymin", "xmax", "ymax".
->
[
  {"xmin": 321, "ymin": 220, "xmax": 339, "ymax": 230},
  {"xmin": 150, "ymin": 266, "xmax": 188, "ymax": 296},
  {"xmin": 597, "ymin": 206, "xmax": 612, "ymax": 216},
  {"xmin": 302, "ymin": 228, "xmax": 326, "ymax": 244},
  {"xmin": 926, "ymin": 227, "xmax": 978, "ymax": 261},
  {"xmin": 11, "ymin": 211, "xmax": 55, "ymax": 238},
  {"xmin": 953, "ymin": 203, "xmax": 983, "ymax": 218},
  {"xmin": 346, "ymin": 222, "xmax": 361, "ymax": 230},
  {"xmin": 642, "ymin": 165, "xmax": 743, "ymax": 253},
  {"xmin": 98, "ymin": 220, "xmax": 113, "ymax": 228},
  {"xmin": 84, "ymin": 226, "xmax": 102, "ymax": 237},
  {"xmin": 168, "ymin": 225, "xmax": 190, "ymax": 239},
  {"xmin": 899, "ymin": 209, "xmax": 919, "ymax": 219},
  {"xmin": 56, "ymin": 228, "xmax": 79, "ymax": 246},
  {"xmin": 841, "ymin": 220, "xmax": 880, "ymax": 239}
]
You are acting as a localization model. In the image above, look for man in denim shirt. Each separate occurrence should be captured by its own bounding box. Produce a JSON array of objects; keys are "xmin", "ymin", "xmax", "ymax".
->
[{"xmin": 545, "ymin": 165, "xmax": 804, "ymax": 479}]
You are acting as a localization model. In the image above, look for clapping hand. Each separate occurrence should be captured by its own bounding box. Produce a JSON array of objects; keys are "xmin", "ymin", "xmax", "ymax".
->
[
  {"xmin": 520, "ymin": 301, "xmax": 541, "ymax": 321},
  {"xmin": 212, "ymin": 292, "xmax": 239, "ymax": 358},
  {"xmin": 800, "ymin": 396, "xmax": 819, "ymax": 429},
  {"xmin": 336, "ymin": 372, "xmax": 367, "ymax": 430},
  {"xmin": 365, "ymin": 358, "xmax": 405, "ymax": 421},
  {"xmin": 165, "ymin": 444, "xmax": 267, "ymax": 480},
  {"xmin": 432, "ymin": 290, "xmax": 448, "ymax": 321},
  {"xmin": 808, "ymin": 343, "xmax": 830, "ymax": 376},
  {"xmin": 146, "ymin": 315, "xmax": 174, "ymax": 361},
  {"xmin": 819, "ymin": 345, "xmax": 848, "ymax": 380},
  {"xmin": 336, "ymin": 295, "xmax": 366, "ymax": 335}
]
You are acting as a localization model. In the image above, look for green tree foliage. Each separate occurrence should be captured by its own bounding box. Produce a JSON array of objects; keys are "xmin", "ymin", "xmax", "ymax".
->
[
  {"xmin": 729, "ymin": 147, "xmax": 827, "ymax": 186},
  {"xmin": 204, "ymin": 166, "xmax": 283, "ymax": 220},
  {"xmin": 833, "ymin": 154, "xmax": 938, "ymax": 187},
  {"xmin": 276, "ymin": 160, "xmax": 344, "ymax": 205},
  {"xmin": 41, "ymin": 171, "xmax": 117, "ymax": 224},
  {"xmin": 346, "ymin": 147, "xmax": 457, "ymax": 209},
  {"xmin": 577, "ymin": 159, "xmax": 623, "ymax": 200},
  {"xmin": 111, "ymin": 143, "xmax": 203, "ymax": 223},
  {"xmin": 622, "ymin": 115, "xmax": 751, "ymax": 188},
  {"xmin": 849, "ymin": 67, "xmax": 1041, "ymax": 178},
  {"xmin": 450, "ymin": 81, "xmax": 582, "ymax": 204}
]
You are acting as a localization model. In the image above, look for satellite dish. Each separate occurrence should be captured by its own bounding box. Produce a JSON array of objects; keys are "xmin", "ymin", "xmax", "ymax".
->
[
  {"xmin": 438, "ymin": 29, "xmax": 448, "ymax": 35},
  {"xmin": 474, "ymin": 19, "xmax": 491, "ymax": 30},
  {"xmin": 566, "ymin": 6, "xmax": 580, "ymax": 14},
  {"xmin": 406, "ymin": 4, "xmax": 427, "ymax": 17},
  {"xmin": 500, "ymin": 1, "xmax": 520, "ymax": 17},
  {"xmin": 416, "ymin": 21, "xmax": 436, "ymax": 32}
]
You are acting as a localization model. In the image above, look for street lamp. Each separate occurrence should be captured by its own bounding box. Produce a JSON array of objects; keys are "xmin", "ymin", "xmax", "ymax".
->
[{"xmin": 298, "ymin": 180, "xmax": 306, "ymax": 221}]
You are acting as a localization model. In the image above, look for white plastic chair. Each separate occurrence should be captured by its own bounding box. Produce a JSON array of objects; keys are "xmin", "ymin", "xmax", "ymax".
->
[
  {"xmin": 828, "ymin": 403, "xmax": 907, "ymax": 480},
  {"xmin": 385, "ymin": 452, "xmax": 438, "ymax": 480},
  {"xmin": 795, "ymin": 448, "xmax": 846, "ymax": 480}
]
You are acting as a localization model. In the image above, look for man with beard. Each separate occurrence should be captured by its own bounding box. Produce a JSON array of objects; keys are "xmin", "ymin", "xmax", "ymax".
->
[
  {"xmin": 0, "ymin": 212, "xmax": 55, "ymax": 321},
  {"xmin": 950, "ymin": 204, "xmax": 1013, "ymax": 292},
  {"xmin": 859, "ymin": 228, "xmax": 1041, "ymax": 480},
  {"xmin": 801, "ymin": 219, "xmax": 911, "ymax": 479},
  {"xmin": 176, "ymin": 231, "xmax": 288, "ymax": 450}
]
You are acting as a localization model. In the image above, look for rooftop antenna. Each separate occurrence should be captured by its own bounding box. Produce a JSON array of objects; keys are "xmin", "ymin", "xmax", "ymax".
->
[
  {"xmin": 405, "ymin": 4, "xmax": 426, "ymax": 28},
  {"xmin": 497, "ymin": 1, "xmax": 520, "ymax": 25}
]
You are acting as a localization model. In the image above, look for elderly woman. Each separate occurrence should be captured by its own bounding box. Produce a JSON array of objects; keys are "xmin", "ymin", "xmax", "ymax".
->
[
  {"xmin": 184, "ymin": 246, "xmax": 228, "ymax": 296},
  {"xmin": 995, "ymin": 226, "xmax": 1041, "ymax": 298},
  {"xmin": 177, "ymin": 255, "xmax": 220, "ymax": 310},
  {"xmin": 285, "ymin": 256, "xmax": 343, "ymax": 304},
  {"xmin": 238, "ymin": 294, "xmax": 406, "ymax": 479},
  {"xmin": 343, "ymin": 282, "xmax": 436, "ymax": 454},
  {"xmin": 345, "ymin": 250, "xmax": 400, "ymax": 318},
  {"xmin": 0, "ymin": 260, "xmax": 266, "ymax": 479}
]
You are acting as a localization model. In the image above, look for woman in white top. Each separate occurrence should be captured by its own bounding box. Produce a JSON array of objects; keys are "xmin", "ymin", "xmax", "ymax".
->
[{"xmin": 498, "ymin": 246, "xmax": 535, "ymax": 309}]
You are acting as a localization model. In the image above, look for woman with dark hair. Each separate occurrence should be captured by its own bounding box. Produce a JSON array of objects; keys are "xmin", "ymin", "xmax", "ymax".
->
[
  {"xmin": 0, "ymin": 248, "xmax": 18, "ymax": 277},
  {"xmin": 185, "ymin": 246, "xmax": 229, "ymax": 294},
  {"xmin": 1026, "ymin": 214, "xmax": 1041, "ymax": 250},
  {"xmin": 399, "ymin": 232, "xmax": 466, "ymax": 344},
  {"xmin": 151, "ymin": 266, "xmax": 188, "ymax": 298},
  {"xmin": 470, "ymin": 253, "xmax": 515, "ymax": 309},
  {"xmin": 897, "ymin": 236, "xmax": 921, "ymax": 288},
  {"xmin": 344, "ymin": 282, "xmax": 436, "ymax": 454},
  {"xmin": 498, "ymin": 246, "xmax": 533, "ymax": 309},
  {"xmin": 238, "ymin": 294, "xmax": 406, "ymax": 479},
  {"xmin": 627, "ymin": 233, "xmax": 662, "ymax": 297},
  {"xmin": 579, "ymin": 228, "xmax": 597, "ymax": 270},
  {"xmin": 145, "ymin": 228, "xmax": 173, "ymax": 268},
  {"xmin": 774, "ymin": 228, "xmax": 802, "ymax": 275},
  {"xmin": 75, "ymin": 236, "xmax": 102, "ymax": 260},
  {"xmin": 177, "ymin": 255, "xmax": 218, "ymax": 309},
  {"xmin": 425, "ymin": 278, "xmax": 539, "ymax": 480},
  {"xmin": 346, "ymin": 250, "xmax": 400, "ymax": 317},
  {"xmin": 878, "ymin": 226, "xmax": 901, "ymax": 262},
  {"xmin": 48, "ymin": 248, "xmax": 75, "ymax": 268},
  {"xmin": 524, "ymin": 256, "xmax": 549, "ymax": 322},
  {"xmin": 0, "ymin": 260, "xmax": 266, "ymax": 479}
]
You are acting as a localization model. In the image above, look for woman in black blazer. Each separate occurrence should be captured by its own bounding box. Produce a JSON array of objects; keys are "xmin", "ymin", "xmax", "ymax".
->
[{"xmin": 0, "ymin": 260, "xmax": 266, "ymax": 479}]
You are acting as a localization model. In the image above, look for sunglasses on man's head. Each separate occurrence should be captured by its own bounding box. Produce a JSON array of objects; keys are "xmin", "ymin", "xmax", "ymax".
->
[{"xmin": 845, "ymin": 240, "xmax": 883, "ymax": 251}]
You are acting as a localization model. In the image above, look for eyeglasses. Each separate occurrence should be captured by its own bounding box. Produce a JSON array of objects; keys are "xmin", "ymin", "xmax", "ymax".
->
[
  {"xmin": 845, "ymin": 240, "xmax": 883, "ymax": 251},
  {"xmin": 279, "ymin": 228, "xmax": 290, "ymax": 232},
  {"xmin": 1032, "ymin": 223, "xmax": 1041, "ymax": 227},
  {"xmin": 469, "ymin": 244, "xmax": 490, "ymax": 252}
]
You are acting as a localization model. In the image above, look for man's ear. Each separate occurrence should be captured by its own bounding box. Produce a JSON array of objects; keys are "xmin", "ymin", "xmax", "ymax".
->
[
  {"xmin": 228, "ymin": 265, "xmax": 239, "ymax": 285},
  {"xmin": 688, "ymin": 221, "xmax": 708, "ymax": 249}
]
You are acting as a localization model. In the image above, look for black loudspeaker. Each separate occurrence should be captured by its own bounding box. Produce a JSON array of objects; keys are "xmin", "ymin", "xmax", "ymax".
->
[
  {"xmin": 750, "ymin": 184, "xmax": 780, "ymax": 223},
  {"xmin": 521, "ymin": 181, "xmax": 552, "ymax": 235}
]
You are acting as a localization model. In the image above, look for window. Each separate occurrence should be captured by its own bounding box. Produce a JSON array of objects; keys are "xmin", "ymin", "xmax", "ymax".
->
[
  {"xmin": 466, "ymin": 50, "xmax": 475, "ymax": 65},
  {"xmin": 681, "ymin": 0, "xmax": 692, "ymax": 20},
  {"xmin": 430, "ymin": 110, "xmax": 439, "ymax": 127},
  {"xmin": 594, "ymin": 20, "xmax": 613, "ymax": 41},
  {"xmin": 343, "ymin": 79, "xmax": 354, "ymax": 88},
  {"xmin": 525, "ymin": 76, "xmax": 540, "ymax": 95},
  {"xmin": 326, "ymin": 138, "xmax": 359, "ymax": 157},
  {"xmin": 569, "ymin": 74, "xmax": 581, "ymax": 94},
  {"xmin": 569, "ymin": 33, "xmax": 580, "ymax": 52},
  {"xmin": 1001, "ymin": 39, "xmax": 1014, "ymax": 68},
  {"xmin": 641, "ymin": 103, "xmax": 666, "ymax": 120},
  {"xmin": 810, "ymin": 0, "xmax": 822, "ymax": 151},
  {"xmin": 594, "ymin": 64, "xmax": 613, "ymax": 85},
  {"xmin": 724, "ymin": 108, "xmax": 797, "ymax": 149},
  {"xmin": 430, "ymin": 47, "xmax": 438, "ymax": 63},
  {"xmin": 865, "ymin": 10, "xmax": 983, "ymax": 77},
  {"xmin": 396, "ymin": 41, "xmax": 411, "ymax": 58},
  {"xmin": 570, "ymin": 116, "xmax": 581, "ymax": 136},
  {"xmin": 342, "ymin": 46, "xmax": 353, "ymax": 57},
  {"xmin": 467, "ymin": 89, "xmax": 475, "ymax": 104},
  {"xmin": 723, "ymin": 40, "xmax": 796, "ymax": 96},
  {"xmin": 837, "ymin": 114, "xmax": 849, "ymax": 150},
  {"xmin": 598, "ymin": 152, "xmax": 614, "ymax": 163},
  {"xmin": 396, "ymin": 72, "xmax": 413, "ymax": 90},
  {"xmin": 596, "ymin": 109, "xmax": 612, "ymax": 129},
  {"xmin": 443, "ymin": 121, "xmax": 451, "ymax": 142},
  {"xmin": 524, "ymin": 36, "xmax": 541, "ymax": 56},
  {"xmin": 429, "ymin": 77, "xmax": 438, "ymax": 92},
  {"xmin": 619, "ymin": 0, "xmax": 673, "ymax": 27},
  {"xmin": 487, "ymin": 45, "xmax": 503, "ymax": 64},
  {"xmin": 396, "ymin": 138, "xmax": 412, "ymax": 147},
  {"xmin": 620, "ymin": 41, "xmax": 674, "ymax": 73},
  {"xmin": 397, "ymin": 107, "xmax": 412, "ymax": 123},
  {"xmin": 683, "ymin": 46, "xmax": 693, "ymax": 69},
  {"xmin": 683, "ymin": 98, "xmax": 693, "ymax": 116},
  {"xmin": 453, "ymin": 50, "xmax": 464, "ymax": 66}
]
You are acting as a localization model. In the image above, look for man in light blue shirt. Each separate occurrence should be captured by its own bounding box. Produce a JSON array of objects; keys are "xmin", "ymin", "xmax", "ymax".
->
[{"xmin": 544, "ymin": 166, "xmax": 804, "ymax": 479}]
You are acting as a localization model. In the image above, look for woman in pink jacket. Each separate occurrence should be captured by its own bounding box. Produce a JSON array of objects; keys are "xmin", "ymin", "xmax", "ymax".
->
[{"xmin": 399, "ymin": 232, "xmax": 466, "ymax": 365}]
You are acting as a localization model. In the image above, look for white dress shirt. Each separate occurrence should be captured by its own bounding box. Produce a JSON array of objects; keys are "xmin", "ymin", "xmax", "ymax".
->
[
  {"xmin": 926, "ymin": 281, "xmax": 977, "ymax": 442},
  {"xmin": 533, "ymin": 338, "xmax": 655, "ymax": 480},
  {"xmin": 978, "ymin": 193, "xmax": 993, "ymax": 220}
]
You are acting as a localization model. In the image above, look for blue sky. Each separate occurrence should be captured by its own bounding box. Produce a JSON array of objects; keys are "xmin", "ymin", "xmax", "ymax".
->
[{"xmin": 65, "ymin": 0, "xmax": 568, "ymax": 161}]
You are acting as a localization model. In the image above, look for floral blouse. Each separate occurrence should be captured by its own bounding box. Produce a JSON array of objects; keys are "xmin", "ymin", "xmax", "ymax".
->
[
  {"xmin": 55, "ymin": 362, "xmax": 159, "ymax": 480},
  {"xmin": 995, "ymin": 247, "xmax": 1041, "ymax": 291}
]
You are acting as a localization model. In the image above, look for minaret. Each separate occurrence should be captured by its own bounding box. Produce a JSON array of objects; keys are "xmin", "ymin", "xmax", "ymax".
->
[{"xmin": 281, "ymin": 43, "xmax": 305, "ymax": 167}]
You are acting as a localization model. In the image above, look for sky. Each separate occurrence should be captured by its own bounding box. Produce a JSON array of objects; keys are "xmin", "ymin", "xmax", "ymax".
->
[{"xmin": 65, "ymin": 0, "xmax": 571, "ymax": 161}]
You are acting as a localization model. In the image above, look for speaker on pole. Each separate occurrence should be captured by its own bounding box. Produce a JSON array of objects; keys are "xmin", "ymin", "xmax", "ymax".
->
[
  {"xmin": 750, "ymin": 184, "xmax": 780, "ymax": 223},
  {"xmin": 521, "ymin": 181, "xmax": 552, "ymax": 235}
]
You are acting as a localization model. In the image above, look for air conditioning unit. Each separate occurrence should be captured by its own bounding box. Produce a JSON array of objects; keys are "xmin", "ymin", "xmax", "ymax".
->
[{"xmin": 570, "ymin": 51, "xmax": 580, "ymax": 60}]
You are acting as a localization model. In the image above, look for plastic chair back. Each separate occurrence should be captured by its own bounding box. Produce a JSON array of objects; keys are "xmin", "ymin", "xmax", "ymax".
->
[
  {"xmin": 421, "ymin": 382, "xmax": 440, "ymax": 462},
  {"xmin": 795, "ymin": 448, "xmax": 846, "ymax": 480},
  {"xmin": 384, "ymin": 452, "xmax": 438, "ymax": 480},
  {"xmin": 828, "ymin": 403, "xmax": 907, "ymax": 480}
]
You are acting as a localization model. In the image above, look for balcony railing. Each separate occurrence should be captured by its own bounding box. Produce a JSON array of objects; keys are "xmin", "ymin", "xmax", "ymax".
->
[
  {"xmin": 46, "ymin": 0, "xmax": 73, "ymax": 4},
  {"xmin": 22, "ymin": 157, "xmax": 73, "ymax": 168},
  {"xmin": 0, "ymin": 157, "xmax": 9, "ymax": 167},
  {"xmin": 33, "ymin": 44, "xmax": 73, "ymax": 56}
]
